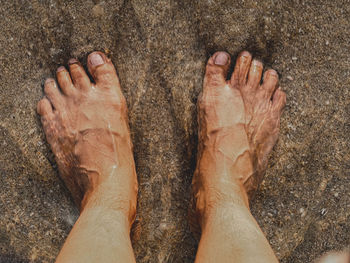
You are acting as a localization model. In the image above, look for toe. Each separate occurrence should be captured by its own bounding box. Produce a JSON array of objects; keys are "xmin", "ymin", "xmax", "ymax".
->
[
  {"xmin": 272, "ymin": 88, "xmax": 287, "ymax": 112},
  {"xmin": 56, "ymin": 66, "xmax": 74, "ymax": 95},
  {"xmin": 44, "ymin": 78, "xmax": 64, "ymax": 109},
  {"xmin": 68, "ymin": 59, "xmax": 91, "ymax": 90},
  {"xmin": 247, "ymin": 60, "xmax": 263, "ymax": 89},
  {"xmin": 262, "ymin": 69, "xmax": 279, "ymax": 99},
  {"xmin": 231, "ymin": 51, "xmax": 252, "ymax": 86},
  {"xmin": 87, "ymin": 51, "xmax": 121, "ymax": 89},
  {"xmin": 37, "ymin": 97, "xmax": 53, "ymax": 116},
  {"xmin": 203, "ymin": 51, "xmax": 231, "ymax": 88}
]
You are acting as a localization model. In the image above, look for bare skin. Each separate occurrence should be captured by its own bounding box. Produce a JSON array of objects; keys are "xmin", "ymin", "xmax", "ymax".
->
[
  {"xmin": 38, "ymin": 50, "xmax": 284, "ymax": 262},
  {"xmin": 37, "ymin": 52, "xmax": 137, "ymax": 263},
  {"xmin": 193, "ymin": 51, "xmax": 286, "ymax": 263}
]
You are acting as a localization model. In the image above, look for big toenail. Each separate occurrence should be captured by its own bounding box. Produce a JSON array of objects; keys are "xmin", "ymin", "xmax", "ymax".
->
[
  {"xmin": 214, "ymin": 52, "xmax": 229, "ymax": 65},
  {"xmin": 57, "ymin": 66, "xmax": 66, "ymax": 72},
  {"xmin": 89, "ymin": 53, "xmax": 104, "ymax": 66}
]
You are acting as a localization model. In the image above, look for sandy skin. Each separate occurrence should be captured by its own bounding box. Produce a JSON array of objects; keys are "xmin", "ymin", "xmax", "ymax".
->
[
  {"xmin": 192, "ymin": 51, "xmax": 286, "ymax": 262},
  {"xmin": 37, "ymin": 52, "xmax": 138, "ymax": 262}
]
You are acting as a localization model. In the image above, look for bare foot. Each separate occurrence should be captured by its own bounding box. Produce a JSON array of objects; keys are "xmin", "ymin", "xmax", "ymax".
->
[
  {"xmin": 37, "ymin": 52, "xmax": 137, "ymax": 223},
  {"xmin": 192, "ymin": 51, "xmax": 286, "ymax": 222}
]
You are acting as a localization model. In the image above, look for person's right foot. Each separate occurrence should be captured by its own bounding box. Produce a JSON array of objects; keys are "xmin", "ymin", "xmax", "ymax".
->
[
  {"xmin": 37, "ymin": 52, "xmax": 138, "ymax": 223},
  {"xmin": 192, "ymin": 51, "xmax": 286, "ymax": 224}
]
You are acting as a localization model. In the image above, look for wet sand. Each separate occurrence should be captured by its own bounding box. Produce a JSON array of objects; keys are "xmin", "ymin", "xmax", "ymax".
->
[{"xmin": 0, "ymin": 1, "xmax": 349, "ymax": 262}]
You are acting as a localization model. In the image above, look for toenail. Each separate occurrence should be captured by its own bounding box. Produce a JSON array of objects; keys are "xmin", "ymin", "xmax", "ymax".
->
[
  {"xmin": 57, "ymin": 66, "xmax": 66, "ymax": 72},
  {"xmin": 268, "ymin": 70, "xmax": 278, "ymax": 76},
  {"xmin": 214, "ymin": 52, "xmax": 229, "ymax": 65},
  {"xmin": 45, "ymin": 78, "xmax": 55, "ymax": 84},
  {"xmin": 68, "ymin": 58, "xmax": 79, "ymax": 65},
  {"xmin": 240, "ymin": 51, "xmax": 251, "ymax": 58},
  {"xmin": 253, "ymin": 60, "xmax": 263, "ymax": 66},
  {"xmin": 89, "ymin": 53, "xmax": 105, "ymax": 66}
]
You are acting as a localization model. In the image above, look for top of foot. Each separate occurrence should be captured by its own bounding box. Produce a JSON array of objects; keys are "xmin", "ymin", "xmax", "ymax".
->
[
  {"xmin": 194, "ymin": 50, "xmax": 286, "ymax": 202},
  {"xmin": 37, "ymin": 52, "xmax": 137, "ymax": 217}
]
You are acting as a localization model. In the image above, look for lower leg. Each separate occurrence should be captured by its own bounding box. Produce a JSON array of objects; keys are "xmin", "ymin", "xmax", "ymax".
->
[
  {"xmin": 193, "ymin": 51, "xmax": 286, "ymax": 262},
  {"xmin": 56, "ymin": 175, "xmax": 136, "ymax": 263},
  {"xmin": 195, "ymin": 175, "xmax": 277, "ymax": 262}
]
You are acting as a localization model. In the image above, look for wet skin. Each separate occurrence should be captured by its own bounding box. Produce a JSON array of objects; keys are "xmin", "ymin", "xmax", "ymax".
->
[
  {"xmin": 37, "ymin": 50, "xmax": 285, "ymax": 262},
  {"xmin": 37, "ymin": 52, "xmax": 137, "ymax": 262},
  {"xmin": 193, "ymin": 51, "xmax": 285, "ymax": 262},
  {"xmin": 193, "ymin": 51, "xmax": 286, "ymax": 219}
]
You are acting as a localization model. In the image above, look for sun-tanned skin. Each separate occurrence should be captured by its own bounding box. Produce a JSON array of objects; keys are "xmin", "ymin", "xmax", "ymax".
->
[
  {"xmin": 37, "ymin": 52, "xmax": 137, "ymax": 263},
  {"xmin": 38, "ymin": 50, "xmax": 285, "ymax": 263},
  {"xmin": 193, "ymin": 51, "xmax": 286, "ymax": 263}
]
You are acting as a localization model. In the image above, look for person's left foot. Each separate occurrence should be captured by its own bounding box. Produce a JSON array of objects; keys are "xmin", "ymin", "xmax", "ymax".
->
[{"xmin": 37, "ymin": 52, "xmax": 138, "ymax": 222}]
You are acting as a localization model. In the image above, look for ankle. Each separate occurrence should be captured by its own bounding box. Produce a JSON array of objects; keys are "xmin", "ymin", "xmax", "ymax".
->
[
  {"xmin": 79, "ymin": 204, "xmax": 132, "ymax": 233},
  {"xmin": 194, "ymin": 178, "xmax": 250, "ymax": 227},
  {"xmin": 82, "ymin": 188, "xmax": 137, "ymax": 228},
  {"xmin": 81, "ymin": 167, "xmax": 138, "ymax": 227}
]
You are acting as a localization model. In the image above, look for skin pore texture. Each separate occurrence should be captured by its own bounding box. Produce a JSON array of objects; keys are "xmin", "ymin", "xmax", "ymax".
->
[
  {"xmin": 192, "ymin": 51, "xmax": 286, "ymax": 263},
  {"xmin": 37, "ymin": 51, "xmax": 137, "ymax": 263}
]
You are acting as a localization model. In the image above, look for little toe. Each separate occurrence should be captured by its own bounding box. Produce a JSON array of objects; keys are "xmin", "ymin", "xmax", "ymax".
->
[
  {"xmin": 262, "ymin": 69, "xmax": 279, "ymax": 99},
  {"xmin": 56, "ymin": 66, "xmax": 74, "ymax": 95},
  {"xmin": 68, "ymin": 59, "xmax": 91, "ymax": 90},
  {"xmin": 44, "ymin": 78, "xmax": 64, "ymax": 109},
  {"xmin": 203, "ymin": 51, "xmax": 231, "ymax": 88},
  {"xmin": 231, "ymin": 51, "xmax": 252, "ymax": 86},
  {"xmin": 37, "ymin": 97, "xmax": 53, "ymax": 117},
  {"xmin": 247, "ymin": 60, "xmax": 263, "ymax": 89},
  {"xmin": 87, "ymin": 51, "xmax": 121, "ymax": 89},
  {"xmin": 272, "ymin": 88, "xmax": 287, "ymax": 113}
]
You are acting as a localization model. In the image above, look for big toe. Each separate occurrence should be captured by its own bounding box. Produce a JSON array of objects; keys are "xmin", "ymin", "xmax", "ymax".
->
[
  {"xmin": 87, "ymin": 51, "xmax": 121, "ymax": 89},
  {"xmin": 203, "ymin": 51, "xmax": 231, "ymax": 89}
]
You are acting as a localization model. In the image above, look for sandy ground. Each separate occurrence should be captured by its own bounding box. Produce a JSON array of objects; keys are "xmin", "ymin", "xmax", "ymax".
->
[{"xmin": 0, "ymin": 0, "xmax": 349, "ymax": 262}]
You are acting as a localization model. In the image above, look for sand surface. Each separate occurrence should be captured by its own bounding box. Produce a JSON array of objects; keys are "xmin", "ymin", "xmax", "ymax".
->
[{"xmin": 0, "ymin": 0, "xmax": 349, "ymax": 262}]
